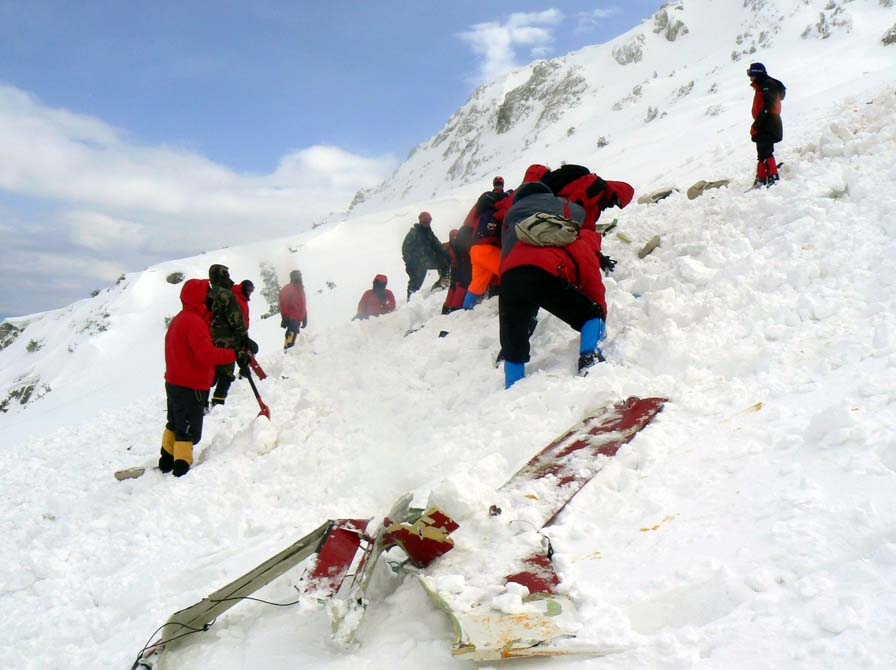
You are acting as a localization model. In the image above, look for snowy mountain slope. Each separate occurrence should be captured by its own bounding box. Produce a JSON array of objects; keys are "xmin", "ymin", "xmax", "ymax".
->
[
  {"xmin": 351, "ymin": 0, "xmax": 895, "ymax": 214},
  {"xmin": 1, "ymin": 0, "xmax": 896, "ymax": 668},
  {"xmin": 1, "ymin": 84, "xmax": 895, "ymax": 670},
  {"xmin": 2, "ymin": 0, "xmax": 893, "ymax": 440}
]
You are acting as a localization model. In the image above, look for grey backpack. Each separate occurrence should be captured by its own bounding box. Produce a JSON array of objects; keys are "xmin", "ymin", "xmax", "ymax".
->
[{"xmin": 515, "ymin": 212, "xmax": 581, "ymax": 247}]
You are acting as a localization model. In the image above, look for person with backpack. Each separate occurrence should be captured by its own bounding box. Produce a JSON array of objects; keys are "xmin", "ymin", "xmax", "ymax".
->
[
  {"xmin": 207, "ymin": 264, "xmax": 255, "ymax": 407},
  {"xmin": 498, "ymin": 180, "xmax": 609, "ymax": 389},
  {"xmin": 160, "ymin": 278, "xmax": 247, "ymax": 477},
  {"xmin": 279, "ymin": 270, "xmax": 307, "ymax": 351},
  {"xmin": 354, "ymin": 274, "xmax": 396, "ymax": 320},
  {"xmin": 747, "ymin": 62, "xmax": 786, "ymax": 188},
  {"xmin": 461, "ymin": 176, "xmax": 511, "ymax": 310},
  {"xmin": 540, "ymin": 165, "xmax": 634, "ymax": 231},
  {"xmin": 401, "ymin": 211, "xmax": 451, "ymax": 301}
]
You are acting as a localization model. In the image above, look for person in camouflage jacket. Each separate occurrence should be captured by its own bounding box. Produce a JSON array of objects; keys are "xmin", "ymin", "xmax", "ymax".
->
[
  {"xmin": 207, "ymin": 264, "xmax": 253, "ymax": 406},
  {"xmin": 401, "ymin": 211, "xmax": 450, "ymax": 301}
]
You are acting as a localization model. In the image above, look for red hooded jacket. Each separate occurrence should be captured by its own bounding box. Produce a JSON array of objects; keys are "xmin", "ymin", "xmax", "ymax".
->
[
  {"xmin": 165, "ymin": 279, "xmax": 237, "ymax": 390},
  {"xmin": 231, "ymin": 285, "xmax": 250, "ymax": 327},
  {"xmin": 557, "ymin": 176, "xmax": 634, "ymax": 231},
  {"xmin": 279, "ymin": 282, "xmax": 307, "ymax": 321},
  {"xmin": 500, "ymin": 231, "xmax": 607, "ymax": 316}
]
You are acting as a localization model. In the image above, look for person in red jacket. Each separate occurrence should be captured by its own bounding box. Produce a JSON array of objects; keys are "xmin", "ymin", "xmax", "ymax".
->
[
  {"xmin": 354, "ymin": 274, "xmax": 396, "ymax": 320},
  {"xmin": 462, "ymin": 167, "xmax": 551, "ymax": 310},
  {"xmin": 441, "ymin": 229, "xmax": 472, "ymax": 314},
  {"xmin": 161, "ymin": 278, "xmax": 245, "ymax": 476},
  {"xmin": 279, "ymin": 270, "xmax": 307, "ymax": 351},
  {"xmin": 498, "ymin": 181, "xmax": 608, "ymax": 389},
  {"xmin": 230, "ymin": 279, "xmax": 254, "ymax": 328},
  {"xmin": 541, "ymin": 164, "xmax": 634, "ymax": 231},
  {"xmin": 747, "ymin": 62, "xmax": 786, "ymax": 187},
  {"xmin": 461, "ymin": 176, "xmax": 510, "ymax": 309}
]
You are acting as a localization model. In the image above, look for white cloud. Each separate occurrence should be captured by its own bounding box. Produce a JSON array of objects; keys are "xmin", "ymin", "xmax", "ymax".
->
[
  {"xmin": 458, "ymin": 10, "xmax": 564, "ymax": 84},
  {"xmin": 0, "ymin": 83, "xmax": 400, "ymax": 316},
  {"xmin": 6, "ymin": 248, "xmax": 126, "ymax": 285},
  {"xmin": 271, "ymin": 145, "xmax": 397, "ymax": 192},
  {"xmin": 0, "ymin": 84, "xmax": 398, "ymax": 226},
  {"xmin": 575, "ymin": 7, "xmax": 622, "ymax": 34},
  {"xmin": 64, "ymin": 211, "xmax": 148, "ymax": 252}
]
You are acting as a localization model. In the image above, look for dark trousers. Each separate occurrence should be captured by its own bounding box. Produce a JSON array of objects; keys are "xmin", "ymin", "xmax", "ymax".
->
[
  {"xmin": 406, "ymin": 264, "xmax": 429, "ymax": 299},
  {"xmin": 212, "ymin": 361, "xmax": 235, "ymax": 403},
  {"xmin": 755, "ymin": 137, "xmax": 775, "ymax": 162},
  {"xmin": 499, "ymin": 266, "xmax": 604, "ymax": 363},
  {"xmin": 165, "ymin": 382, "xmax": 209, "ymax": 445},
  {"xmin": 283, "ymin": 319, "xmax": 300, "ymax": 349}
]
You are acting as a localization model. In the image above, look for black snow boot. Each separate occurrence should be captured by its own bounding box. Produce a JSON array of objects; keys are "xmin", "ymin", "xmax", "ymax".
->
[
  {"xmin": 172, "ymin": 460, "xmax": 191, "ymax": 477},
  {"xmin": 158, "ymin": 448, "xmax": 174, "ymax": 474}
]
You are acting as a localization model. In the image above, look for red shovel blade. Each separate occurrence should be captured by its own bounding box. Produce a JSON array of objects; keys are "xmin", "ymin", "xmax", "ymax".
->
[{"xmin": 257, "ymin": 403, "xmax": 271, "ymax": 420}]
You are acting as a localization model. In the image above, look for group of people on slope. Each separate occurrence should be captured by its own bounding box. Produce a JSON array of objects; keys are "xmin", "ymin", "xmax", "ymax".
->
[
  {"xmin": 397, "ymin": 163, "xmax": 634, "ymax": 389},
  {"xmin": 391, "ymin": 63, "xmax": 784, "ymax": 386},
  {"xmin": 159, "ymin": 63, "xmax": 786, "ymax": 476},
  {"xmin": 161, "ymin": 265, "xmax": 309, "ymax": 477}
]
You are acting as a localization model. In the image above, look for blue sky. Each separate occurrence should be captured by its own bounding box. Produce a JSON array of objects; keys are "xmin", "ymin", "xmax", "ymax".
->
[{"xmin": 0, "ymin": 1, "xmax": 659, "ymax": 317}]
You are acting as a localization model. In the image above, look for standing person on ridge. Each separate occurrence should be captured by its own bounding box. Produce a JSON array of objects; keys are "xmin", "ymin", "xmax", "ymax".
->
[
  {"xmin": 747, "ymin": 62, "xmax": 786, "ymax": 188},
  {"xmin": 354, "ymin": 274, "xmax": 396, "ymax": 320},
  {"xmin": 279, "ymin": 270, "xmax": 307, "ymax": 351},
  {"xmin": 207, "ymin": 264, "xmax": 254, "ymax": 407},
  {"xmin": 160, "ymin": 278, "xmax": 247, "ymax": 477},
  {"xmin": 401, "ymin": 211, "xmax": 450, "ymax": 301}
]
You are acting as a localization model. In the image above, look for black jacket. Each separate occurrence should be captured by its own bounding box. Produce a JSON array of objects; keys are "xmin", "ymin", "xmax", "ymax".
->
[{"xmin": 402, "ymin": 224, "xmax": 449, "ymax": 270}]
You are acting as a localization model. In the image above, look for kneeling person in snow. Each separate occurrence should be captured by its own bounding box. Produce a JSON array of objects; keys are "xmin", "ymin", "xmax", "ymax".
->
[
  {"xmin": 499, "ymin": 181, "xmax": 608, "ymax": 389},
  {"xmin": 354, "ymin": 274, "xmax": 396, "ymax": 320},
  {"xmin": 161, "ymin": 279, "xmax": 248, "ymax": 476}
]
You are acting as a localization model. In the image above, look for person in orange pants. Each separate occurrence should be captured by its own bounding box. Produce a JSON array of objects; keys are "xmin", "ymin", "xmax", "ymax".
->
[
  {"xmin": 462, "ymin": 176, "xmax": 508, "ymax": 309},
  {"xmin": 464, "ymin": 167, "xmax": 551, "ymax": 309}
]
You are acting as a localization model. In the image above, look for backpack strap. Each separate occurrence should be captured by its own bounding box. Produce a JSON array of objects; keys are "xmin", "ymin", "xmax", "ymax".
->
[{"xmin": 585, "ymin": 176, "xmax": 608, "ymax": 199}]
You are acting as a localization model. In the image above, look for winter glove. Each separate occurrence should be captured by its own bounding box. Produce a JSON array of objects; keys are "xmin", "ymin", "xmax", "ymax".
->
[
  {"xmin": 462, "ymin": 291, "xmax": 482, "ymax": 310},
  {"xmin": 236, "ymin": 350, "xmax": 251, "ymax": 369},
  {"xmin": 301, "ymin": 317, "xmax": 308, "ymax": 328},
  {"xmin": 280, "ymin": 316, "xmax": 288, "ymax": 329},
  {"xmin": 243, "ymin": 336, "xmax": 259, "ymax": 355},
  {"xmin": 599, "ymin": 253, "xmax": 617, "ymax": 273}
]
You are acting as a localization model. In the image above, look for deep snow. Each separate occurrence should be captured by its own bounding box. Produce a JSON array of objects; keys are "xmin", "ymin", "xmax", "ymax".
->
[{"xmin": 2, "ymin": 1, "xmax": 896, "ymax": 669}]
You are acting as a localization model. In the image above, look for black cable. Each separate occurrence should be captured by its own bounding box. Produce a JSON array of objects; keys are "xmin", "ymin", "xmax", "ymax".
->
[
  {"xmin": 130, "ymin": 619, "xmax": 215, "ymax": 669},
  {"xmin": 130, "ymin": 594, "xmax": 304, "ymax": 668},
  {"xmin": 207, "ymin": 595, "xmax": 301, "ymax": 607}
]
